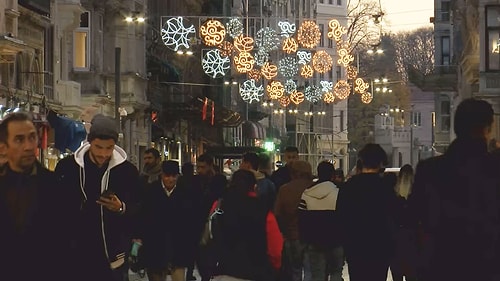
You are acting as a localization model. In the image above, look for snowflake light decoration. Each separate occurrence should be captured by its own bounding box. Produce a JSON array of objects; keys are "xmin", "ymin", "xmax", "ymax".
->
[
  {"xmin": 284, "ymin": 79, "xmax": 297, "ymax": 94},
  {"xmin": 283, "ymin": 37, "xmax": 299, "ymax": 54},
  {"xmin": 202, "ymin": 49, "xmax": 230, "ymax": 78},
  {"xmin": 320, "ymin": 81, "xmax": 333, "ymax": 92},
  {"xmin": 279, "ymin": 96, "xmax": 291, "ymax": 107},
  {"xmin": 327, "ymin": 19, "xmax": 347, "ymax": 42},
  {"xmin": 297, "ymin": 21, "xmax": 321, "ymax": 49},
  {"xmin": 323, "ymin": 92, "xmax": 336, "ymax": 104},
  {"xmin": 239, "ymin": 80, "xmax": 264, "ymax": 104},
  {"xmin": 334, "ymin": 80, "xmax": 351, "ymax": 100},
  {"xmin": 304, "ymin": 85, "xmax": 323, "ymax": 103},
  {"xmin": 226, "ymin": 18, "xmax": 244, "ymax": 38},
  {"xmin": 297, "ymin": 51, "xmax": 312, "ymax": 65},
  {"xmin": 361, "ymin": 91, "xmax": 373, "ymax": 104},
  {"xmin": 301, "ymin": 65, "xmax": 314, "ymax": 78},
  {"xmin": 247, "ymin": 69, "xmax": 261, "ymax": 81},
  {"xmin": 347, "ymin": 65, "xmax": 358, "ymax": 80},
  {"xmin": 267, "ymin": 81, "xmax": 285, "ymax": 100},
  {"xmin": 161, "ymin": 17, "xmax": 196, "ymax": 51},
  {"xmin": 234, "ymin": 35, "xmax": 254, "ymax": 52},
  {"xmin": 254, "ymin": 49, "xmax": 270, "ymax": 66},
  {"xmin": 234, "ymin": 52, "xmax": 255, "ymax": 73},
  {"xmin": 337, "ymin": 47, "xmax": 354, "ymax": 67},
  {"xmin": 278, "ymin": 21, "xmax": 296, "ymax": 37},
  {"xmin": 312, "ymin": 51, "xmax": 333, "ymax": 73},
  {"xmin": 278, "ymin": 56, "xmax": 298, "ymax": 78},
  {"xmin": 200, "ymin": 19, "xmax": 226, "ymax": 47},
  {"xmin": 255, "ymin": 27, "xmax": 280, "ymax": 52},
  {"xmin": 261, "ymin": 62, "xmax": 278, "ymax": 80},
  {"xmin": 290, "ymin": 90, "xmax": 305, "ymax": 105},
  {"xmin": 218, "ymin": 41, "xmax": 234, "ymax": 57},
  {"xmin": 354, "ymin": 78, "xmax": 369, "ymax": 94}
]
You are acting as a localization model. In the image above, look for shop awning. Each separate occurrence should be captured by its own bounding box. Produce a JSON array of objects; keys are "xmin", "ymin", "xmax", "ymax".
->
[
  {"xmin": 47, "ymin": 110, "xmax": 87, "ymax": 152},
  {"xmin": 242, "ymin": 120, "xmax": 266, "ymax": 139}
]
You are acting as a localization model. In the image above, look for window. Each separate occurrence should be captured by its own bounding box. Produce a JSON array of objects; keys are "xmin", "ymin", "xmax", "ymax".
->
[
  {"xmin": 328, "ymin": 69, "xmax": 333, "ymax": 80},
  {"xmin": 319, "ymin": 72, "xmax": 325, "ymax": 80},
  {"xmin": 74, "ymin": 12, "xmax": 90, "ymax": 70},
  {"xmin": 441, "ymin": 1, "xmax": 450, "ymax": 21},
  {"xmin": 441, "ymin": 100, "xmax": 451, "ymax": 131},
  {"xmin": 486, "ymin": 6, "xmax": 500, "ymax": 71},
  {"xmin": 329, "ymin": 0, "xmax": 334, "ymax": 4},
  {"xmin": 441, "ymin": 36, "xmax": 450, "ymax": 65},
  {"xmin": 328, "ymin": 38, "xmax": 333, "ymax": 48},
  {"xmin": 319, "ymin": 24, "xmax": 325, "ymax": 47},
  {"xmin": 336, "ymin": 66, "xmax": 342, "ymax": 81},
  {"xmin": 411, "ymin": 111, "xmax": 422, "ymax": 127},
  {"xmin": 340, "ymin": 110, "xmax": 345, "ymax": 132},
  {"xmin": 337, "ymin": 0, "xmax": 342, "ymax": 5},
  {"xmin": 319, "ymin": 0, "xmax": 324, "ymax": 3}
]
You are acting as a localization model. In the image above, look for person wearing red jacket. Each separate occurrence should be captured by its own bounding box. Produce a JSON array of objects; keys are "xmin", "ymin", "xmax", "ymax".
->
[{"xmin": 211, "ymin": 169, "xmax": 283, "ymax": 281}]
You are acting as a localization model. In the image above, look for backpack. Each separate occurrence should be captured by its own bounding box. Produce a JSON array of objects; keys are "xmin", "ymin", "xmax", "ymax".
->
[{"xmin": 200, "ymin": 199, "xmax": 224, "ymax": 246}]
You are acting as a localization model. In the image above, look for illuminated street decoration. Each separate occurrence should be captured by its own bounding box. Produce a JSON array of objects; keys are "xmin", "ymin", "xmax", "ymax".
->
[
  {"xmin": 278, "ymin": 56, "xmax": 298, "ymax": 78},
  {"xmin": 323, "ymin": 92, "xmax": 336, "ymax": 103},
  {"xmin": 218, "ymin": 41, "xmax": 234, "ymax": 57},
  {"xmin": 320, "ymin": 80, "xmax": 333, "ymax": 92},
  {"xmin": 254, "ymin": 49, "xmax": 270, "ymax": 66},
  {"xmin": 282, "ymin": 37, "xmax": 299, "ymax": 54},
  {"xmin": 334, "ymin": 80, "xmax": 351, "ymax": 100},
  {"xmin": 161, "ymin": 17, "xmax": 196, "ymax": 51},
  {"xmin": 290, "ymin": 90, "xmax": 305, "ymax": 105},
  {"xmin": 247, "ymin": 69, "xmax": 261, "ymax": 81},
  {"xmin": 327, "ymin": 19, "xmax": 347, "ymax": 42},
  {"xmin": 240, "ymin": 80, "xmax": 264, "ymax": 104},
  {"xmin": 300, "ymin": 65, "xmax": 314, "ymax": 78},
  {"xmin": 347, "ymin": 65, "xmax": 358, "ymax": 80},
  {"xmin": 355, "ymin": 78, "xmax": 369, "ymax": 94},
  {"xmin": 255, "ymin": 27, "xmax": 280, "ymax": 52},
  {"xmin": 234, "ymin": 52, "xmax": 255, "ymax": 73},
  {"xmin": 226, "ymin": 18, "xmax": 244, "ymax": 38},
  {"xmin": 234, "ymin": 35, "xmax": 254, "ymax": 52},
  {"xmin": 304, "ymin": 85, "xmax": 322, "ymax": 103},
  {"xmin": 297, "ymin": 51, "xmax": 312, "ymax": 65},
  {"xmin": 199, "ymin": 19, "xmax": 226, "ymax": 47},
  {"xmin": 337, "ymin": 46, "xmax": 354, "ymax": 67},
  {"xmin": 278, "ymin": 21, "xmax": 296, "ymax": 37},
  {"xmin": 267, "ymin": 81, "xmax": 285, "ymax": 99},
  {"xmin": 279, "ymin": 96, "xmax": 291, "ymax": 107},
  {"xmin": 297, "ymin": 21, "xmax": 321, "ymax": 49},
  {"xmin": 202, "ymin": 49, "xmax": 230, "ymax": 78},
  {"xmin": 361, "ymin": 91, "xmax": 373, "ymax": 104},
  {"xmin": 284, "ymin": 79, "xmax": 297, "ymax": 94},
  {"xmin": 261, "ymin": 62, "xmax": 278, "ymax": 80},
  {"xmin": 312, "ymin": 51, "xmax": 333, "ymax": 73}
]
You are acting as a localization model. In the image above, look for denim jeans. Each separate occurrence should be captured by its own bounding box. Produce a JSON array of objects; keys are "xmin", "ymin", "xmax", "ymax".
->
[
  {"xmin": 305, "ymin": 245, "xmax": 344, "ymax": 281},
  {"xmin": 281, "ymin": 239, "xmax": 307, "ymax": 281}
]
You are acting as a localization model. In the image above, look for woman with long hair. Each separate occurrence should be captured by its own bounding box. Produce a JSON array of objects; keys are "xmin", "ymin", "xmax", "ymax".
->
[{"xmin": 390, "ymin": 164, "xmax": 418, "ymax": 281}]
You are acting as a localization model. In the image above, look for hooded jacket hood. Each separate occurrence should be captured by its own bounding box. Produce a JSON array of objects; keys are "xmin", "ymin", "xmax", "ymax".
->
[
  {"xmin": 73, "ymin": 141, "xmax": 127, "ymax": 170},
  {"xmin": 304, "ymin": 181, "xmax": 338, "ymax": 200}
]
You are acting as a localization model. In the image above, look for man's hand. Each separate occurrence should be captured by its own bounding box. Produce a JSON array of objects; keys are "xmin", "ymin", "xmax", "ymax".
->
[{"xmin": 97, "ymin": 194, "xmax": 123, "ymax": 213}]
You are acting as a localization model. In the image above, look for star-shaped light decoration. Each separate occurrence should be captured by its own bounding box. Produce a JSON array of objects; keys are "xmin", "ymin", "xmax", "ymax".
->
[
  {"xmin": 161, "ymin": 17, "xmax": 196, "ymax": 51},
  {"xmin": 202, "ymin": 49, "xmax": 230, "ymax": 78},
  {"xmin": 239, "ymin": 80, "xmax": 264, "ymax": 104}
]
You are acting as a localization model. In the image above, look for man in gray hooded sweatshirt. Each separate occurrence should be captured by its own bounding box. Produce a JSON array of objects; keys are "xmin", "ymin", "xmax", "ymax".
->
[
  {"xmin": 55, "ymin": 114, "xmax": 140, "ymax": 281},
  {"xmin": 298, "ymin": 161, "xmax": 344, "ymax": 281}
]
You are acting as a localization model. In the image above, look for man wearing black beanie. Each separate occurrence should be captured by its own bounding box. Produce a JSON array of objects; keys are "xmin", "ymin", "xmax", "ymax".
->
[{"xmin": 55, "ymin": 114, "xmax": 141, "ymax": 281}]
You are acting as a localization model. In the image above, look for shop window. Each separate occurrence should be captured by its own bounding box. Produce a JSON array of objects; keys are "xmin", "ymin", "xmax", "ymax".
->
[
  {"xmin": 486, "ymin": 6, "xmax": 500, "ymax": 71},
  {"xmin": 74, "ymin": 12, "xmax": 90, "ymax": 70}
]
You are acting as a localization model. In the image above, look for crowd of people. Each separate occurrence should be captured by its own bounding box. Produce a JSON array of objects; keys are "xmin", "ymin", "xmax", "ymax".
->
[{"xmin": 1, "ymin": 97, "xmax": 500, "ymax": 281}]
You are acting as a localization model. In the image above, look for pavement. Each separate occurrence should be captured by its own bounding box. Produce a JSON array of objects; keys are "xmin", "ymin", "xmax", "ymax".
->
[{"xmin": 128, "ymin": 265, "xmax": 396, "ymax": 281}]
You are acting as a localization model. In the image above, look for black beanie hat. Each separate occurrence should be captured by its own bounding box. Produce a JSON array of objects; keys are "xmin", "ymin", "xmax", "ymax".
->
[
  {"xmin": 88, "ymin": 114, "xmax": 118, "ymax": 142},
  {"xmin": 162, "ymin": 160, "xmax": 180, "ymax": 175}
]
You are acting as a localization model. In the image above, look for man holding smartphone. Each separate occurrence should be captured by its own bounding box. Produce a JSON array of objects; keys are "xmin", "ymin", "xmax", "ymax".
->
[{"xmin": 55, "ymin": 114, "xmax": 140, "ymax": 281}]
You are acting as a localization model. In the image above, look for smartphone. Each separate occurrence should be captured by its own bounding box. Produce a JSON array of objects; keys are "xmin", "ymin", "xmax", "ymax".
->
[{"xmin": 101, "ymin": 190, "xmax": 116, "ymax": 199}]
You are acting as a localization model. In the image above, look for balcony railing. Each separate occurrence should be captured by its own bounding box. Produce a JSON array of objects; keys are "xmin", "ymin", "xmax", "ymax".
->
[
  {"xmin": 408, "ymin": 65, "xmax": 458, "ymax": 91},
  {"xmin": 43, "ymin": 71, "xmax": 54, "ymax": 101}
]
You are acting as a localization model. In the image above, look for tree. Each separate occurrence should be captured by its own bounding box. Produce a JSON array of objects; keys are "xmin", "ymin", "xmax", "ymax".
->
[{"xmin": 346, "ymin": 0, "xmax": 385, "ymax": 52}]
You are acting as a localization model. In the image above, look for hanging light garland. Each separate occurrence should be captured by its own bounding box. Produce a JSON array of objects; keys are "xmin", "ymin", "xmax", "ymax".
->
[
  {"xmin": 301, "ymin": 65, "xmax": 314, "ymax": 78},
  {"xmin": 279, "ymin": 96, "xmax": 291, "ymax": 107},
  {"xmin": 226, "ymin": 18, "xmax": 244, "ymax": 38},
  {"xmin": 290, "ymin": 90, "xmax": 305, "ymax": 105},
  {"xmin": 240, "ymin": 79, "xmax": 264, "ymax": 104},
  {"xmin": 354, "ymin": 78, "xmax": 370, "ymax": 94},
  {"xmin": 323, "ymin": 92, "xmax": 336, "ymax": 104},
  {"xmin": 312, "ymin": 51, "xmax": 333, "ymax": 73},
  {"xmin": 297, "ymin": 21, "xmax": 321, "ymax": 49},
  {"xmin": 199, "ymin": 19, "xmax": 226, "ymax": 47},
  {"xmin": 278, "ymin": 56, "xmax": 299, "ymax": 78},
  {"xmin": 347, "ymin": 65, "xmax": 358, "ymax": 80},
  {"xmin": 337, "ymin": 45, "xmax": 354, "ymax": 67},
  {"xmin": 234, "ymin": 35, "xmax": 255, "ymax": 52},
  {"xmin": 334, "ymin": 80, "xmax": 351, "ymax": 100},
  {"xmin": 161, "ymin": 17, "xmax": 196, "ymax": 51},
  {"xmin": 254, "ymin": 49, "xmax": 270, "ymax": 66},
  {"xmin": 361, "ymin": 91, "xmax": 373, "ymax": 104},
  {"xmin": 320, "ymin": 80, "xmax": 334, "ymax": 93},
  {"xmin": 284, "ymin": 79, "xmax": 297, "ymax": 94},
  {"xmin": 202, "ymin": 49, "xmax": 231, "ymax": 78},
  {"xmin": 218, "ymin": 41, "xmax": 234, "ymax": 57},
  {"xmin": 234, "ymin": 52, "xmax": 255, "ymax": 73},
  {"xmin": 278, "ymin": 21, "xmax": 296, "ymax": 37},
  {"xmin": 327, "ymin": 19, "xmax": 347, "ymax": 42},
  {"xmin": 267, "ymin": 80, "xmax": 285, "ymax": 100},
  {"xmin": 297, "ymin": 51, "xmax": 312, "ymax": 65},
  {"xmin": 261, "ymin": 62, "xmax": 278, "ymax": 80},
  {"xmin": 282, "ymin": 37, "xmax": 299, "ymax": 54},
  {"xmin": 255, "ymin": 27, "xmax": 280, "ymax": 52},
  {"xmin": 305, "ymin": 85, "xmax": 323, "ymax": 103},
  {"xmin": 247, "ymin": 69, "xmax": 261, "ymax": 81}
]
